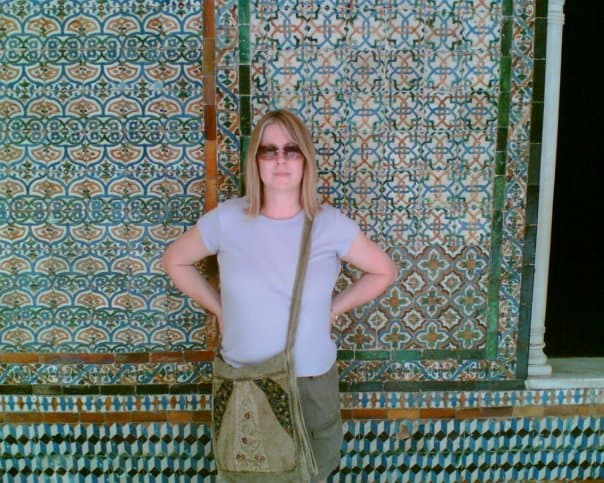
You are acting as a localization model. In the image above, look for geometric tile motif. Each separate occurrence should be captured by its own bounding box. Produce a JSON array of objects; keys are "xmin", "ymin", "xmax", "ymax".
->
[
  {"xmin": 1, "ymin": 418, "xmax": 602, "ymax": 481},
  {"xmin": 337, "ymin": 358, "xmax": 515, "ymax": 386},
  {"xmin": 0, "ymin": 394, "xmax": 212, "ymax": 413},
  {"xmin": 339, "ymin": 387, "xmax": 604, "ymax": 410},
  {"xmin": 0, "ymin": 0, "xmax": 209, "ymax": 353},
  {"xmin": 245, "ymin": 0, "xmax": 534, "ymax": 382},
  {"xmin": 0, "ymin": 362, "xmax": 213, "ymax": 385},
  {"xmin": 337, "ymin": 418, "xmax": 604, "ymax": 482},
  {"xmin": 0, "ymin": 387, "xmax": 602, "ymax": 412},
  {"xmin": 334, "ymin": 244, "xmax": 490, "ymax": 352},
  {"xmin": 0, "ymin": 423, "xmax": 216, "ymax": 480}
]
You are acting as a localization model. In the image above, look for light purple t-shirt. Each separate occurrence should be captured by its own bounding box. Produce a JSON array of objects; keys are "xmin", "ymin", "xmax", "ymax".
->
[{"xmin": 197, "ymin": 197, "xmax": 359, "ymax": 377}]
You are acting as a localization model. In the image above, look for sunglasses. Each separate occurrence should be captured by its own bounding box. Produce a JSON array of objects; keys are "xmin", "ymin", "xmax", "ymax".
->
[{"xmin": 257, "ymin": 144, "xmax": 304, "ymax": 161}]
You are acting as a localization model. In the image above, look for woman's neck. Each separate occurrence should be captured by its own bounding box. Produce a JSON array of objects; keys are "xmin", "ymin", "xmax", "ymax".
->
[{"xmin": 261, "ymin": 191, "xmax": 301, "ymax": 219}]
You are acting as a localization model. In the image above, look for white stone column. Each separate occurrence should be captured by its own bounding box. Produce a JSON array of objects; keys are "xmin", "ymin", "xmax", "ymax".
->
[{"xmin": 526, "ymin": 0, "xmax": 565, "ymax": 381}]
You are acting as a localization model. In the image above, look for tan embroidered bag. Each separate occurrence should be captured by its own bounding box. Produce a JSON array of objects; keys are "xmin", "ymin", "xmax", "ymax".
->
[{"xmin": 211, "ymin": 218, "xmax": 318, "ymax": 482}]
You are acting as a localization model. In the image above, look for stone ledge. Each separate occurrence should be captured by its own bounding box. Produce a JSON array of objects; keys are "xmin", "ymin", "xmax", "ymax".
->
[{"xmin": 525, "ymin": 357, "xmax": 604, "ymax": 389}]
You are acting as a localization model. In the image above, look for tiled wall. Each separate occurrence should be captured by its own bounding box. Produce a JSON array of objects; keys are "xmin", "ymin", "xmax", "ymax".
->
[
  {"xmin": 1, "ymin": 389, "xmax": 603, "ymax": 481},
  {"xmin": 241, "ymin": 0, "xmax": 538, "ymax": 388},
  {"xmin": 3, "ymin": 0, "xmax": 602, "ymax": 481},
  {"xmin": 0, "ymin": 0, "xmax": 539, "ymax": 389}
]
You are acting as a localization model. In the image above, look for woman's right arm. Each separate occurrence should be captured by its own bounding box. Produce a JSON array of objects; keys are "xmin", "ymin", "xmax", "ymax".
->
[{"xmin": 162, "ymin": 227, "xmax": 223, "ymax": 333}]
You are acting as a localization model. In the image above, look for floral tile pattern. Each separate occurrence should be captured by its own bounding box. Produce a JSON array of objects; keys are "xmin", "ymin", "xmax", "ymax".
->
[{"xmin": 0, "ymin": 0, "xmax": 537, "ymax": 388}]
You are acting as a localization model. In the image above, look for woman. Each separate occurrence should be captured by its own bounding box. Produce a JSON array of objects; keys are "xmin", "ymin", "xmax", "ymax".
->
[{"xmin": 163, "ymin": 109, "xmax": 397, "ymax": 482}]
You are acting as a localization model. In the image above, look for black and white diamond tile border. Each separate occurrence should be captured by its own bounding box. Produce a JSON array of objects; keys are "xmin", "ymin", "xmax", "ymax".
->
[{"xmin": 1, "ymin": 418, "xmax": 602, "ymax": 482}]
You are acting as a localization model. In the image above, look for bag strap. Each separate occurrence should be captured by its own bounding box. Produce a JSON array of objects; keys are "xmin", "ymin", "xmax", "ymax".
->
[
  {"xmin": 285, "ymin": 216, "xmax": 313, "ymax": 354},
  {"xmin": 285, "ymin": 217, "xmax": 319, "ymax": 478}
]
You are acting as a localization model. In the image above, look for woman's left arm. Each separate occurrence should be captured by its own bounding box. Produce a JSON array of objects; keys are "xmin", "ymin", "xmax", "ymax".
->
[{"xmin": 330, "ymin": 232, "xmax": 398, "ymax": 321}]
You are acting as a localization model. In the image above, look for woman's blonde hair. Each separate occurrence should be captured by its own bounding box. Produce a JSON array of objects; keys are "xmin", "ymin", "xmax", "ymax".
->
[{"xmin": 244, "ymin": 109, "xmax": 320, "ymax": 219}]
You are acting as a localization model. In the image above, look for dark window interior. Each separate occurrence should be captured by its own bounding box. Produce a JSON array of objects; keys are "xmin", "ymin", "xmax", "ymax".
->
[{"xmin": 545, "ymin": 1, "xmax": 604, "ymax": 357}]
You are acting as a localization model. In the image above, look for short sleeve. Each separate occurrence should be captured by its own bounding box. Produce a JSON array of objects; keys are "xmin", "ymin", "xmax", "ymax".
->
[
  {"xmin": 333, "ymin": 209, "xmax": 360, "ymax": 257},
  {"xmin": 196, "ymin": 206, "xmax": 220, "ymax": 254}
]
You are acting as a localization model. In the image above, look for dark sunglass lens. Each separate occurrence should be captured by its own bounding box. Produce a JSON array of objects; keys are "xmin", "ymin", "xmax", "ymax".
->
[
  {"xmin": 259, "ymin": 146, "xmax": 277, "ymax": 156},
  {"xmin": 284, "ymin": 146, "xmax": 301, "ymax": 155}
]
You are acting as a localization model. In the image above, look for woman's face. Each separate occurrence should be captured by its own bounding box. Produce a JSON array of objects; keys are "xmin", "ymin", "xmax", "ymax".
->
[{"xmin": 257, "ymin": 123, "xmax": 304, "ymax": 196}]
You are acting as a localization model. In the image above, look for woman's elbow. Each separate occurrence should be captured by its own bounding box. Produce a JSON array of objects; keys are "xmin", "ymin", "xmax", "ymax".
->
[
  {"xmin": 385, "ymin": 257, "xmax": 398, "ymax": 286},
  {"xmin": 162, "ymin": 245, "xmax": 178, "ymax": 277}
]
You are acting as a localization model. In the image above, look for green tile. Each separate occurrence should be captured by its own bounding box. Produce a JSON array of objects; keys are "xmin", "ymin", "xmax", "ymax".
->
[
  {"xmin": 536, "ymin": 0, "xmax": 548, "ymax": 18},
  {"xmin": 238, "ymin": 24, "xmax": 250, "ymax": 64},
  {"xmin": 496, "ymin": 127, "xmax": 508, "ymax": 151},
  {"xmin": 32, "ymin": 384, "xmax": 62, "ymax": 395},
  {"xmin": 497, "ymin": 94, "xmax": 510, "ymax": 129},
  {"xmin": 495, "ymin": 151, "xmax": 506, "ymax": 176},
  {"xmin": 421, "ymin": 350, "xmax": 455, "ymax": 360},
  {"xmin": 0, "ymin": 384, "xmax": 33, "ymax": 395},
  {"xmin": 417, "ymin": 381, "xmax": 474, "ymax": 391},
  {"xmin": 528, "ymin": 143, "xmax": 541, "ymax": 186},
  {"xmin": 238, "ymin": 0, "xmax": 249, "ymax": 24},
  {"xmin": 525, "ymin": 185, "xmax": 539, "ymax": 225},
  {"xmin": 501, "ymin": 18, "xmax": 513, "ymax": 55},
  {"xmin": 486, "ymin": 186, "xmax": 504, "ymax": 361},
  {"xmin": 383, "ymin": 381, "xmax": 422, "ymax": 392},
  {"xmin": 239, "ymin": 43, "xmax": 249, "ymax": 64},
  {"xmin": 390, "ymin": 350, "xmax": 421, "ymax": 361},
  {"xmin": 239, "ymin": 64, "xmax": 250, "ymax": 96},
  {"xmin": 534, "ymin": 17, "xmax": 547, "ymax": 59},
  {"xmin": 532, "ymin": 59, "xmax": 546, "ymax": 101},
  {"xmin": 337, "ymin": 350, "xmax": 355, "ymax": 361},
  {"xmin": 502, "ymin": 0, "xmax": 514, "ymax": 17},
  {"xmin": 516, "ymin": 303, "xmax": 534, "ymax": 378},
  {"xmin": 240, "ymin": 95, "xmax": 251, "ymax": 135},
  {"xmin": 355, "ymin": 350, "xmax": 390, "ymax": 361},
  {"xmin": 485, "ymin": 327, "xmax": 499, "ymax": 360},
  {"xmin": 169, "ymin": 383, "xmax": 199, "ymax": 394},
  {"xmin": 343, "ymin": 382, "xmax": 384, "ymax": 392},
  {"xmin": 499, "ymin": 56, "xmax": 511, "ymax": 93},
  {"xmin": 423, "ymin": 350, "xmax": 484, "ymax": 360},
  {"xmin": 522, "ymin": 224, "xmax": 538, "ymax": 263},
  {"xmin": 530, "ymin": 101, "xmax": 544, "ymax": 143},
  {"xmin": 458, "ymin": 350, "xmax": 485, "ymax": 360},
  {"xmin": 99, "ymin": 384, "xmax": 136, "ymax": 395},
  {"xmin": 63, "ymin": 385, "xmax": 99, "ymax": 395},
  {"xmin": 476, "ymin": 380, "xmax": 525, "ymax": 391},
  {"xmin": 239, "ymin": 135, "xmax": 249, "ymax": 196},
  {"xmin": 240, "ymin": 135, "xmax": 250, "ymax": 156},
  {"xmin": 136, "ymin": 384, "xmax": 170, "ymax": 395},
  {"xmin": 520, "ymin": 264, "xmax": 536, "ymax": 309},
  {"xmin": 197, "ymin": 383, "xmax": 212, "ymax": 394},
  {"xmin": 493, "ymin": 175, "xmax": 505, "ymax": 207}
]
